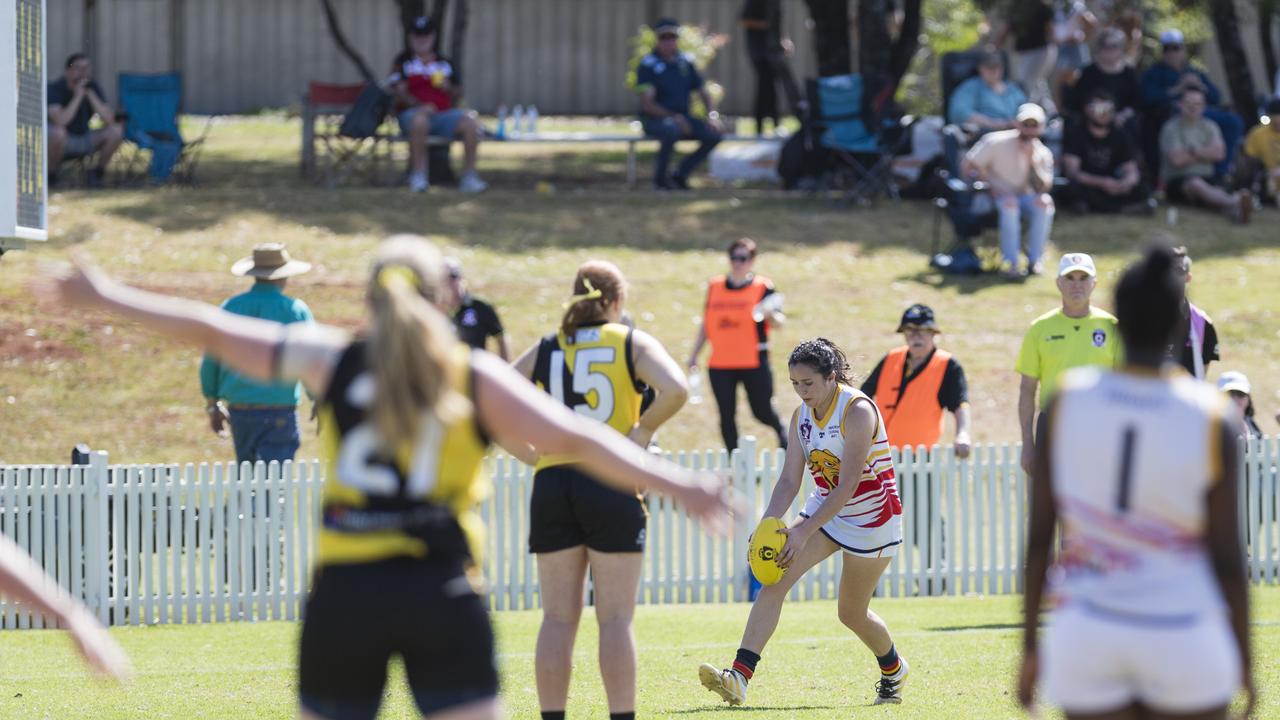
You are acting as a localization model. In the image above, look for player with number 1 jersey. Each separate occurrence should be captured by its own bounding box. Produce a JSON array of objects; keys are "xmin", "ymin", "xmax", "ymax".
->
[{"xmin": 514, "ymin": 260, "xmax": 692, "ymax": 720}]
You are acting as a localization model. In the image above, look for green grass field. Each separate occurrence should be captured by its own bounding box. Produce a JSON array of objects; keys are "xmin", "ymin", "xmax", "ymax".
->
[
  {"xmin": 2, "ymin": 588, "xmax": 1278, "ymax": 719},
  {"xmin": 2, "ymin": 115, "xmax": 1278, "ymax": 463}
]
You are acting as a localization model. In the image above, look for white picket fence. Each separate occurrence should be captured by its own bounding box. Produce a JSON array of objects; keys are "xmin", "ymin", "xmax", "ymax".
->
[{"xmin": 1, "ymin": 437, "xmax": 1278, "ymax": 628}]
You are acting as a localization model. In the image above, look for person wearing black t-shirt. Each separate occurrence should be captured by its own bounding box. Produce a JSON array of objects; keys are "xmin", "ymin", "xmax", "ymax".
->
[
  {"xmin": 445, "ymin": 258, "xmax": 509, "ymax": 360},
  {"xmin": 1058, "ymin": 90, "xmax": 1149, "ymax": 214},
  {"xmin": 46, "ymin": 53, "xmax": 124, "ymax": 187},
  {"xmin": 1062, "ymin": 29, "xmax": 1140, "ymax": 128}
]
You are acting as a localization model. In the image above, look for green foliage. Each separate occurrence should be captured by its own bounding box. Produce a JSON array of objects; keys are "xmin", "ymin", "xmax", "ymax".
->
[
  {"xmin": 625, "ymin": 24, "xmax": 728, "ymax": 117},
  {"xmin": 897, "ymin": 0, "xmax": 989, "ymax": 116}
]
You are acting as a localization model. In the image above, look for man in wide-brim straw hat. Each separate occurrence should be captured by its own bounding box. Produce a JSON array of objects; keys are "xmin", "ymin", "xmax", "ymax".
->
[{"xmin": 200, "ymin": 243, "xmax": 315, "ymax": 466}]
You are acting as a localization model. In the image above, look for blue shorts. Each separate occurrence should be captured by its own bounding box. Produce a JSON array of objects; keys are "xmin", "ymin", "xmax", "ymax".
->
[{"xmin": 397, "ymin": 107, "xmax": 465, "ymax": 138}]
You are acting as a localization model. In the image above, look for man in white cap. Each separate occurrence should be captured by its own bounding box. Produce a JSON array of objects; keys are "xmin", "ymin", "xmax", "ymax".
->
[
  {"xmin": 200, "ymin": 244, "xmax": 315, "ymax": 465},
  {"xmin": 963, "ymin": 102, "xmax": 1056, "ymax": 279},
  {"xmin": 1015, "ymin": 252, "xmax": 1120, "ymax": 474}
]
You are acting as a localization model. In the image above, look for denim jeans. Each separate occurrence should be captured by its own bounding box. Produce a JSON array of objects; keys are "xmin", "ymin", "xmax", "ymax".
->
[
  {"xmin": 997, "ymin": 192, "xmax": 1054, "ymax": 269},
  {"xmin": 641, "ymin": 115, "xmax": 722, "ymax": 183},
  {"xmin": 228, "ymin": 407, "xmax": 300, "ymax": 466}
]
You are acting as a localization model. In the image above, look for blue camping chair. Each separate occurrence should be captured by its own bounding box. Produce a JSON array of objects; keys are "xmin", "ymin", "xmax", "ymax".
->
[
  {"xmin": 117, "ymin": 72, "xmax": 212, "ymax": 185},
  {"xmin": 804, "ymin": 73, "xmax": 909, "ymax": 204}
]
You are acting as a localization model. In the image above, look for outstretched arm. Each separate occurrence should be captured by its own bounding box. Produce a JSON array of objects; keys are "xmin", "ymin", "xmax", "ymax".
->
[
  {"xmin": 0, "ymin": 534, "xmax": 132, "ymax": 680},
  {"xmin": 31, "ymin": 254, "xmax": 347, "ymax": 398},
  {"xmin": 473, "ymin": 351, "xmax": 734, "ymax": 534}
]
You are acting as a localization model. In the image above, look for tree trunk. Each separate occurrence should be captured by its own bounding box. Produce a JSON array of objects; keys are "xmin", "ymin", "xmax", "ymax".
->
[
  {"xmin": 888, "ymin": 0, "xmax": 922, "ymax": 86},
  {"xmin": 857, "ymin": 0, "xmax": 891, "ymax": 78},
  {"xmin": 1207, "ymin": 0, "xmax": 1257, "ymax": 122},
  {"xmin": 320, "ymin": 0, "xmax": 376, "ymax": 83},
  {"xmin": 804, "ymin": 0, "xmax": 852, "ymax": 77},
  {"xmin": 449, "ymin": 0, "xmax": 469, "ymax": 75},
  {"xmin": 1260, "ymin": 0, "xmax": 1278, "ymax": 90}
]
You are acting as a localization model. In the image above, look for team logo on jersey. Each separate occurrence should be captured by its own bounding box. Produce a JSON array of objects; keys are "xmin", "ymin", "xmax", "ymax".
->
[
  {"xmin": 799, "ymin": 418, "xmax": 813, "ymax": 442},
  {"xmin": 807, "ymin": 448, "xmax": 841, "ymax": 491},
  {"xmin": 1092, "ymin": 329, "xmax": 1107, "ymax": 347},
  {"xmin": 461, "ymin": 308, "xmax": 477, "ymax": 327}
]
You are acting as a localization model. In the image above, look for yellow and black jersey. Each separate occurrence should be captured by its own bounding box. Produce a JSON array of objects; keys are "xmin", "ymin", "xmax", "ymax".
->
[
  {"xmin": 531, "ymin": 322, "xmax": 644, "ymax": 470},
  {"xmin": 316, "ymin": 340, "xmax": 490, "ymax": 567}
]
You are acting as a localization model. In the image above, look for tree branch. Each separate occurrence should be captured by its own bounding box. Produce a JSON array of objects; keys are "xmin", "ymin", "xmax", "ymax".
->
[{"xmin": 320, "ymin": 0, "xmax": 376, "ymax": 83}]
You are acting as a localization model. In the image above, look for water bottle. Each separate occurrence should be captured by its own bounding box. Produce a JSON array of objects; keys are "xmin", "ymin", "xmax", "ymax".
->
[
  {"xmin": 526, "ymin": 105, "xmax": 539, "ymax": 135},
  {"xmin": 752, "ymin": 293, "xmax": 784, "ymax": 323},
  {"xmin": 687, "ymin": 371, "xmax": 703, "ymax": 405},
  {"xmin": 495, "ymin": 105, "xmax": 508, "ymax": 139},
  {"xmin": 511, "ymin": 105, "xmax": 524, "ymax": 137}
]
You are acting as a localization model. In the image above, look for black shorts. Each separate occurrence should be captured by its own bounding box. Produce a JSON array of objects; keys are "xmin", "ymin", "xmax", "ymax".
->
[
  {"xmin": 299, "ymin": 558, "xmax": 498, "ymax": 720},
  {"xmin": 529, "ymin": 465, "xmax": 648, "ymax": 554},
  {"xmin": 1165, "ymin": 174, "xmax": 1217, "ymax": 204}
]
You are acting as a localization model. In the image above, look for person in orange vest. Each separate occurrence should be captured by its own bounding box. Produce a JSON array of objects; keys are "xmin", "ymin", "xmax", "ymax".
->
[
  {"xmin": 687, "ymin": 237, "xmax": 788, "ymax": 451},
  {"xmin": 862, "ymin": 304, "xmax": 972, "ymax": 458}
]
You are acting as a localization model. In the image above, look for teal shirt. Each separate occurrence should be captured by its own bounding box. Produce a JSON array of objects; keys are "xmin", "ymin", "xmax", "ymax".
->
[{"xmin": 199, "ymin": 283, "xmax": 314, "ymax": 406}]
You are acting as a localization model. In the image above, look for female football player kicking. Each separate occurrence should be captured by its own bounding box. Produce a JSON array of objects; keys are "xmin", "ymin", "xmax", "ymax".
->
[{"xmin": 699, "ymin": 338, "xmax": 909, "ymax": 707}]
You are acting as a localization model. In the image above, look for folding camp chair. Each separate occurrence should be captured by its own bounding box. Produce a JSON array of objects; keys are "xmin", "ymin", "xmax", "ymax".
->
[
  {"xmin": 117, "ymin": 72, "xmax": 211, "ymax": 186},
  {"xmin": 303, "ymin": 81, "xmax": 401, "ymax": 187},
  {"xmin": 805, "ymin": 73, "xmax": 910, "ymax": 204},
  {"xmin": 929, "ymin": 51, "xmax": 1014, "ymax": 265}
]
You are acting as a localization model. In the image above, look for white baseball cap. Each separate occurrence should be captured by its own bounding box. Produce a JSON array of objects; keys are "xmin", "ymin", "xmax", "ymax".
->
[
  {"xmin": 1160, "ymin": 29, "xmax": 1185, "ymax": 46},
  {"xmin": 1016, "ymin": 103, "xmax": 1047, "ymax": 125},
  {"xmin": 1058, "ymin": 253, "xmax": 1096, "ymax": 277},
  {"xmin": 1217, "ymin": 371, "xmax": 1251, "ymax": 396}
]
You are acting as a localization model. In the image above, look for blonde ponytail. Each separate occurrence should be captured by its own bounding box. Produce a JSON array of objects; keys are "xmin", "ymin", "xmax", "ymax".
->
[
  {"xmin": 559, "ymin": 260, "xmax": 628, "ymax": 341},
  {"xmin": 367, "ymin": 235, "xmax": 469, "ymax": 457}
]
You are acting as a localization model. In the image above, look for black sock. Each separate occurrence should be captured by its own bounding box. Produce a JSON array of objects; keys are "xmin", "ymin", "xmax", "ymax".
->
[
  {"xmin": 541, "ymin": 712, "xmax": 565, "ymax": 720},
  {"xmin": 877, "ymin": 644, "xmax": 901, "ymax": 675},
  {"xmin": 733, "ymin": 647, "xmax": 761, "ymax": 680},
  {"xmin": 609, "ymin": 714, "xmax": 635, "ymax": 720}
]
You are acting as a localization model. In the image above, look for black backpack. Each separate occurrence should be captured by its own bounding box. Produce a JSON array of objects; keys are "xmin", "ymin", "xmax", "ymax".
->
[{"xmin": 339, "ymin": 83, "xmax": 392, "ymax": 139}]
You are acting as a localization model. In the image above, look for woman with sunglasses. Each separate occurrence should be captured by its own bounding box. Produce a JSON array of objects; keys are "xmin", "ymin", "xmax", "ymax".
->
[
  {"xmin": 1217, "ymin": 371, "xmax": 1264, "ymax": 439},
  {"xmin": 687, "ymin": 237, "xmax": 788, "ymax": 452},
  {"xmin": 33, "ymin": 237, "xmax": 732, "ymax": 720}
]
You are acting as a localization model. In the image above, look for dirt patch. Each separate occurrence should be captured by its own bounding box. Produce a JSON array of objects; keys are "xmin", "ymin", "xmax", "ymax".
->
[{"xmin": 0, "ymin": 320, "xmax": 83, "ymax": 363}]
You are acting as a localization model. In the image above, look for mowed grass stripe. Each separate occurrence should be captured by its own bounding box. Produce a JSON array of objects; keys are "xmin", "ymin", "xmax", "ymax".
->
[{"xmin": 0, "ymin": 589, "xmax": 1277, "ymax": 719}]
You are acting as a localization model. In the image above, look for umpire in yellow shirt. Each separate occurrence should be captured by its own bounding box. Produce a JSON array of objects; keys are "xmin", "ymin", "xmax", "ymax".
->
[{"xmin": 1016, "ymin": 252, "xmax": 1120, "ymax": 474}]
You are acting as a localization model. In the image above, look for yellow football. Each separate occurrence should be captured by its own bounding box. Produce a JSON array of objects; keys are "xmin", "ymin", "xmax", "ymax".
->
[{"xmin": 748, "ymin": 516, "xmax": 788, "ymax": 586}]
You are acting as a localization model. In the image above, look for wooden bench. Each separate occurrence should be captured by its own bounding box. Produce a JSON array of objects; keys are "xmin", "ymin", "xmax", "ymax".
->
[{"xmin": 300, "ymin": 81, "xmax": 779, "ymax": 188}]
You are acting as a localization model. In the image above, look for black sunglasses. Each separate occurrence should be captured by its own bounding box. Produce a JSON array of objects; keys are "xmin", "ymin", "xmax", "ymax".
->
[
  {"xmin": 730, "ymin": 254, "xmax": 752, "ymax": 263},
  {"xmin": 658, "ymin": 33, "xmax": 678, "ymax": 40},
  {"xmin": 1163, "ymin": 43, "xmax": 1184, "ymax": 51}
]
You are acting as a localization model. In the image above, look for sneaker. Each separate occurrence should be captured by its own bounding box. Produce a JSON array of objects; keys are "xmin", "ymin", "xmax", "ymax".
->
[
  {"xmin": 874, "ymin": 656, "xmax": 909, "ymax": 705},
  {"xmin": 86, "ymin": 168, "xmax": 105, "ymax": 189},
  {"xmin": 669, "ymin": 174, "xmax": 691, "ymax": 190},
  {"xmin": 698, "ymin": 664, "xmax": 747, "ymax": 706},
  {"xmin": 459, "ymin": 172, "xmax": 488, "ymax": 193},
  {"xmin": 408, "ymin": 171, "xmax": 429, "ymax": 193}
]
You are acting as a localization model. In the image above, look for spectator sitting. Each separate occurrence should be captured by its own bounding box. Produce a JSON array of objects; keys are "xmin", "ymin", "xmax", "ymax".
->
[
  {"xmin": 390, "ymin": 15, "xmax": 487, "ymax": 193},
  {"xmin": 200, "ymin": 244, "xmax": 315, "ymax": 466},
  {"xmin": 636, "ymin": 17, "xmax": 724, "ymax": 190},
  {"xmin": 1061, "ymin": 29, "xmax": 1140, "ymax": 133},
  {"xmin": 1159, "ymin": 88, "xmax": 1252, "ymax": 223},
  {"xmin": 1058, "ymin": 89, "xmax": 1150, "ymax": 214},
  {"xmin": 444, "ymin": 257, "xmax": 509, "ymax": 360},
  {"xmin": 1237, "ymin": 98, "xmax": 1280, "ymax": 206},
  {"xmin": 47, "ymin": 52, "xmax": 124, "ymax": 188},
  {"xmin": 1217, "ymin": 372, "xmax": 1263, "ymax": 439},
  {"xmin": 1168, "ymin": 246, "xmax": 1219, "ymax": 380},
  {"xmin": 947, "ymin": 48, "xmax": 1027, "ymax": 131},
  {"xmin": 1140, "ymin": 29, "xmax": 1243, "ymax": 177},
  {"xmin": 962, "ymin": 103, "xmax": 1055, "ymax": 279},
  {"xmin": 862, "ymin": 304, "xmax": 971, "ymax": 458}
]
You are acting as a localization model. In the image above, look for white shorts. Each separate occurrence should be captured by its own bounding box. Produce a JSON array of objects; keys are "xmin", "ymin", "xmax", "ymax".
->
[
  {"xmin": 800, "ymin": 493, "xmax": 903, "ymax": 559},
  {"xmin": 1042, "ymin": 603, "xmax": 1241, "ymax": 715}
]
